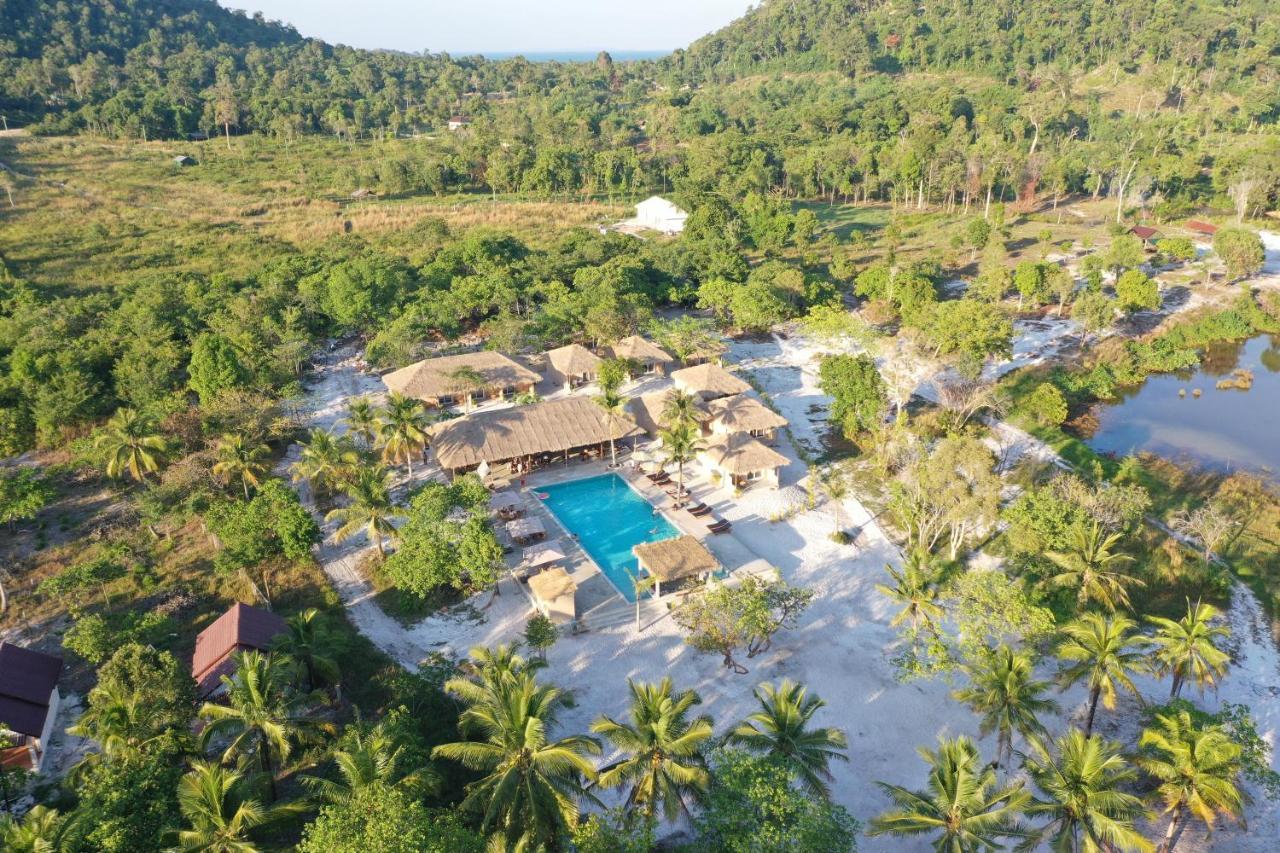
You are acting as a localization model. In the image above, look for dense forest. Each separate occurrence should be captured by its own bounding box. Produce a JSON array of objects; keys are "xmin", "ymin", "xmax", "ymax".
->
[{"xmin": 2, "ymin": 0, "xmax": 1280, "ymax": 851}]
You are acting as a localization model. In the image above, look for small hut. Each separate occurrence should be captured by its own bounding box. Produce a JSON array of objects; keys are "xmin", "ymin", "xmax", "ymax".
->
[
  {"xmin": 528, "ymin": 567, "xmax": 577, "ymax": 624},
  {"xmin": 633, "ymin": 536, "xmax": 719, "ymax": 599},
  {"xmin": 700, "ymin": 433, "xmax": 788, "ymax": 489},
  {"xmin": 705, "ymin": 394, "xmax": 788, "ymax": 442},
  {"xmin": 606, "ymin": 336, "xmax": 675, "ymax": 376},
  {"xmin": 671, "ymin": 363, "xmax": 751, "ymax": 400},
  {"xmin": 545, "ymin": 344, "xmax": 603, "ymax": 391},
  {"xmin": 1130, "ymin": 225, "xmax": 1163, "ymax": 249}
]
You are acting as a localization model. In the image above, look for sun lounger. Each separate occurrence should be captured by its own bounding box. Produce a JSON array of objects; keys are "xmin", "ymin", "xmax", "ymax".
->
[
  {"xmin": 687, "ymin": 503, "xmax": 711, "ymax": 516},
  {"xmin": 650, "ymin": 473, "xmax": 671, "ymax": 485},
  {"xmin": 707, "ymin": 519, "xmax": 731, "ymax": 534}
]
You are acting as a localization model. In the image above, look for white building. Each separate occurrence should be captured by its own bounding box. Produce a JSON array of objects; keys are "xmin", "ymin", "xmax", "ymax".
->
[{"xmin": 634, "ymin": 196, "xmax": 688, "ymax": 234}]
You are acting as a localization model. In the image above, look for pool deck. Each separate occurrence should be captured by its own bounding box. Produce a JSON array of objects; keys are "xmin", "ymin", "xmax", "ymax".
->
[{"xmin": 509, "ymin": 458, "xmax": 774, "ymax": 628}]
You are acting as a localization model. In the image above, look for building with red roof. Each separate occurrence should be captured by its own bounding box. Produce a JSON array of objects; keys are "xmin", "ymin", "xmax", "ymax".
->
[
  {"xmin": 0, "ymin": 643, "xmax": 63, "ymax": 771},
  {"xmin": 192, "ymin": 603, "xmax": 287, "ymax": 697},
  {"xmin": 1186, "ymin": 220, "xmax": 1218, "ymax": 236}
]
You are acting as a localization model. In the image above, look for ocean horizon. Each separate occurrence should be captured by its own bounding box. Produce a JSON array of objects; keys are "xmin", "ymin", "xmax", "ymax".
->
[{"xmin": 463, "ymin": 49, "xmax": 670, "ymax": 63}]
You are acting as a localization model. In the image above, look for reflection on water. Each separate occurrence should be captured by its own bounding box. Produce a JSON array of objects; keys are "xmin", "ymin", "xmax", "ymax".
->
[{"xmin": 1086, "ymin": 335, "xmax": 1280, "ymax": 479}]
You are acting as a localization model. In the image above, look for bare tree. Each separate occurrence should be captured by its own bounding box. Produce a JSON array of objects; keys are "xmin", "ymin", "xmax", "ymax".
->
[
  {"xmin": 1171, "ymin": 504, "xmax": 1241, "ymax": 565},
  {"xmin": 936, "ymin": 377, "xmax": 1008, "ymax": 431}
]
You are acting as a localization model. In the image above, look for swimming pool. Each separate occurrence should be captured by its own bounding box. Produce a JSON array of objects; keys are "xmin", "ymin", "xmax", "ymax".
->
[{"xmin": 538, "ymin": 473, "xmax": 680, "ymax": 602}]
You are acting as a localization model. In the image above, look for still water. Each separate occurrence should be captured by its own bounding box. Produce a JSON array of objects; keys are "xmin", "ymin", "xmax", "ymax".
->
[{"xmin": 1086, "ymin": 335, "xmax": 1280, "ymax": 479}]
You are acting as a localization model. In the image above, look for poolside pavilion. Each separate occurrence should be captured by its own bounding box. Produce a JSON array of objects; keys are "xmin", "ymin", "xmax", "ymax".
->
[
  {"xmin": 633, "ymin": 535, "xmax": 720, "ymax": 599},
  {"xmin": 430, "ymin": 395, "xmax": 646, "ymax": 476},
  {"xmin": 527, "ymin": 567, "xmax": 577, "ymax": 625},
  {"xmin": 700, "ymin": 432, "xmax": 788, "ymax": 489},
  {"xmin": 671, "ymin": 362, "xmax": 751, "ymax": 400}
]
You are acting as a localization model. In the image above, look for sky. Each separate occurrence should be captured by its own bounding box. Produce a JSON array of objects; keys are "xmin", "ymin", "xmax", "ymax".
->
[{"xmin": 219, "ymin": 0, "xmax": 756, "ymax": 54}]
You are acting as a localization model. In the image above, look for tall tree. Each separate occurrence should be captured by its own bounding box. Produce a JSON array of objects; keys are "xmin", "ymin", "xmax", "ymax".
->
[
  {"xmin": 952, "ymin": 644, "xmax": 1058, "ymax": 767},
  {"xmin": 728, "ymin": 680, "xmax": 849, "ymax": 798},
  {"xmin": 95, "ymin": 408, "xmax": 167, "ymax": 482},
  {"xmin": 1055, "ymin": 614, "xmax": 1148, "ymax": 736},
  {"xmin": 171, "ymin": 759, "xmax": 296, "ymax": 852},
  {"xmin": 1146, "ymin": 600, "xmax": 1231, "ymax": 700},
  {"xmin": 1046, "ymin": 521, "xmax": 1140, "ymax": 612},
  {"xmin": 869, "ymin": 735, "xmax": 1028, "ymax": 849},
  {"xmin": 290, "ymin": 429, "xmax": 359, "ymax": 502},
  {"xmin": 273, "ymin": 609, "xmax": 340, "ymax": 693},
  {"xmin": 1022, "ymin": 730, "xmax": 1153, "ymax": 853},
  {"xmin": 325, "ymin": 465, "xmax": 401, "ymax": 558},
  {"xmin": 1138, "ymin": 711, "xmax": 1243, "ymax": 853},
  {"xmin": 377, "ymin": 392, "xmax": 430, "ymax": 476},
  {"xmin": 658, "ymin": 421, "xmax": 704, "ymax": 497},
  {"xmin": 591, "ymin": 677, "xmax": 713, "ymax": 823},
  {"xmin": 594, "ymin": 387, "xmax": 627, "ymax": 469},
  {"xmin": 876, "ymin": 550, "xmax": 947, "ymax": 635},
  {"xmin": 341, "ymin": 397, "xmax": 379, "ymax": 449},
  {"xmin": 211, "ymin": 433, "xmax": 272, "ymax": 500}
]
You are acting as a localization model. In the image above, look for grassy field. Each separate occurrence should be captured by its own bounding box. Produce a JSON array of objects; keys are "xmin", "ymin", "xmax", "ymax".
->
[{"xmin": 0, "ymin": 134, "xmax": 627, "ymax": 288}]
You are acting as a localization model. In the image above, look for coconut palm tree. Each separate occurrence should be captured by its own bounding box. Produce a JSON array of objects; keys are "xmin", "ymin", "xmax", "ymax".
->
[
  {"xmin": 68, "ymin": 677, "xmax": 187, "ymax": 771},
  {"xmin": 1137, "ymin": 711, "xmax": 1243, "ymax": 853},
  {"xmin": 198, "ymin": 651, "xmax": 326, "ymax": 801},
  {"xmin": 447, "ymin": 366, "xmax": 487, "ymax": 412},
  {"xmin": 869, "ymin": 735, "xmax": 1029, "ymax": 850},
  {"xmin": 658, "ymin": 421, "xmax": 704, "ymax": 497},
  {"xmin": 341, "ymin": 396, "xmax": 379, "ymax": 449},
  {"xmin": 290, "ymin": 429, "xmax": 359, "ymax": 502},
  {"xmin": 594, "ymin": 386, "xmax": 627, "ymax": 469},
  {"xmin": 377, "ymin": 392, "xmax": 431, "ymax": 476},
  {"xmin": 325, "ymin": 465, "xmax": 401, "ymax": 559},
  {"xmin": 821, "ymin": 469, "xmax": 849, "ymax": 538},
  {"xmin": 171, "ymin": 759, "xmax": 298, "ymax": 852},
  {"xmin": 591, "ymin": 677, "xmax": 714, "ymax": 823},
  {"xmin": 0, "ymin": 805, "xmax": 81, "ymax": 852},
  {"xmin": 211, "ymin": 433, "xmax": 272, "ymax": 500},
  {"xmin": 432, "ymin": 668, "xmax": 601, "ymax": 850},
  {"xmin": 272, "ymin": 609, "xmax": 340, "ymax": 693},
  {"xmin": 661, "ymin": 388, "xmax": 701, "ymax": 429},
  {"xmin": 1046, "ymin": 521, "xmax": 1141, "ymax": 612},
  {"xmin": 1145, "ymin": 599, "xmax": 1231, "ymax": 700},
  {"xmin": 952, "ymin": 645, "xmax": 1058, "ymax": 768},
  {"xmin": 1056, "ymin": 613, "xmax": 1148, "ymax": 736},
  {"xmin": 875, "ymin": 550, "xmax": 946, "ymax": 635},
  {"xmin": 1021, "ymin": 729, "xmax": 1152, "ymax": 853},
  {"xmin": 301, "ymin": 722, "xmax": 436, "ymax": 804},
  {"xmin": 95, "ymin": 408, "xmax": 167, "ymax": 482},
  {"xmin": 727, "ymin": 680, "xmax": 849, "ymax": 798}
]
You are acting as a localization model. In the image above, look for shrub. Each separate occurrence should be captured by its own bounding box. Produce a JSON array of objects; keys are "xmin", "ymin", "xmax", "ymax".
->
[{"xmin": 1024, "ymin": 382, "xmax": 1068, "ymax": 426}]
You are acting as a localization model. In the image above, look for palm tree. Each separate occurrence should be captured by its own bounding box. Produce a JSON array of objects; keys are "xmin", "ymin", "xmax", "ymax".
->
[
  {"xmin": 1056, "ymin": 613, "xmax": 1148, "ymax": 736},
  {"xmin": 301, "ymin": 722, "xmax": 435, "ymax": 803},
  {"xmin": 95, "ymin": 408, "xmax": 167, "ymax": 482},
  {"xmin": 0, "ymin": 805, "xmax": 80, "ymax": 852},
  {"xmin": 952, "ymin": 645, "xmax": 1058, "ymax": 768},
  {"xmin": 290, "ymin": 429, "xmax": 359, "ymax": 502},
  {"xmin": 1021, "ymin": 729, "xmax": 1153, "ymax": 853},
  {"xmin": 211, "ymin": 433, "xmax": 272, "ymax": 500},
  {"xmin": 198, "ymin": 651, "xmax": 325, "ymax": 801},
  {"xmin": 273, "ymin": 609, "xmax": 340, "ymax": 692},
  {"xmin": 661, "ymin": 388, "xmax": 701, "ymax": 429},
  {"xmin": 821, "ymin": 470, "xmax": 849, "ymax": 538},
  {"xmin": 325, "ymin": 465, "xmax": 401, "ymax": 559},
  {"xmin": 1046, "ymin": 521, "xmax": 1141, "ymax": 612},
  {"xmin": 432, "ymin": 668, "xmax": 601, "ymax": 849},
  {"xmin": 595, "ymin": 387, "xmax": 627, "ymax": 469},
  {"xmin": 447, "ymin": 366, "xmax": 487, "ymax": 412},
  {"xmin": 727, "ymin": 680, "xmax": 849, "ymax": 798},
  {"xmin": 342, "ymin": 396, "xmax": 379, "ymax": 449},
  {"xmin": 172, "ymin": 759, "xmax": 298, "ymax": 852},
  {"xmin": 1146, "ymin": 599, "xmax": 1231, "ymax": 700},
  {"xmin": 591, "ymin": 677, "xmax": 713, "ymax": 823},
  {"xmin": 875, "ymin": 550, "xmax": 946, "ymax": 635},
  {"xmin": 1138, "ymin": 711, "xmax": 1243, "ymax": 853},
  {"xmin": 869, "ymin": 735, "xmax": 1029, "ymax": 850},
  {"xmin": 68, "ymin": 676, "xmax": 188, "ymax": 770},
  {"xmin": 377, "ymin": 392, "xmax": 430, "ymax": 476},
  {"xmin": 658, "ymin": 421, "xmax": 704, "ymax": 497}
]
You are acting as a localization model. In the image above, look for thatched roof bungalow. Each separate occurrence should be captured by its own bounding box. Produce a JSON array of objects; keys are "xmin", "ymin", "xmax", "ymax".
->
[
  {"xmin": 606, "ymin": 336, "xmax": 675, "ymax": 376},
  {"xmin": 705, "ymin": 394, "xmax": 788, "ymax": 441},
  {"xmin": 699, "ymin": 433, "xmax": 788, "ymax": 489},
  {"xmin": 545, "ymin": 344, "xmax": 603, "ymax": 391},
  {"xmin": 383, "ymin": 351, "xmax": 539, "ymax": 408},
  {"xmin": 671, "ymin": 363, "xmax": 751, "ymax": 400},
  {"xmin": 633, "ymin": 535, "xmax": 719, "ymax": 598}
]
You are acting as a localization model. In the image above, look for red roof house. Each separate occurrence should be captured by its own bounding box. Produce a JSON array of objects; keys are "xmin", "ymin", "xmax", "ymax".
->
[
  {"xmin": 1186, "ymin": 220, "xmax": 1218, "ymax": 236},
  {"xmin": 0, "ymin": 643, "xmax": 63, "ymax": 771},
  {"xmin": 192, "ymin": 603, "xmax": 287, "ymax": 697},
  {"xmin": 1130, "ymin": 225, "xmax": 1163, "ymax": 244}
]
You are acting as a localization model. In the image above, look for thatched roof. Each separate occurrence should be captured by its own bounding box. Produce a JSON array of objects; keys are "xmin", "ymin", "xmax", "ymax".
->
[
  {"xmin": 671, "ymin": 363, "xmax": 751, "ymax": 398},
  {"xmin": 607, "ymin": 335, "xmax": 674, "ymax": 365},
  {"xmin": 706, "ymin": 394, "xmax": 788, "ymax": 434},
  {"xmin": 383, "ymin": 351, "xmax": 539, "ymax": 401},
  {"xmin": 701, "ymin": 433, "xmax": 789, "ymax": 474},
  {"xmin": 633, "ymin": 535, "xmax": 719, "ymax": 582},
  {"xmin": 528, "ymin": 567, "xmax": 576, "ymax": 602},
  {"xmin": 431, "ymin": 396, "xmax": 645, "ymax": 470},
  {"xmin": 628, "ymin": 390, "xmax": 709, "ymax": 436},
  {"xmin": 545, "ymin": 344, "xmax": 602, "ymax": 377}
]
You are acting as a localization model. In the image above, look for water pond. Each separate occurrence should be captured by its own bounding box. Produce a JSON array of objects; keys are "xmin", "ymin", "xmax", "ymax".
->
[{"xmin": 1085, "ymin": 334, "xmax": 1280, "ymax": 479}]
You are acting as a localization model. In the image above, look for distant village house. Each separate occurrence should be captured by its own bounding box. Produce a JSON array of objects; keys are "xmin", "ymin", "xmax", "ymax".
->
[{"xmin": 0, "ymin": 643, "xmax": 63, "ymax": 771}]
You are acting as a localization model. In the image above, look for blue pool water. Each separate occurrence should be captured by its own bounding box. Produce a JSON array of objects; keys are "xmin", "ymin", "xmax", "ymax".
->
[{"xmin": 539, "ymin": 474, "xmax": 680, "ymax": 602}]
